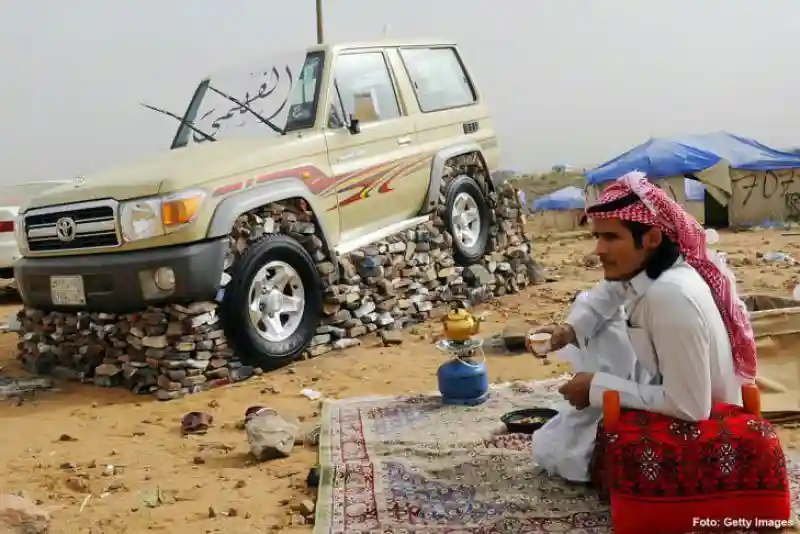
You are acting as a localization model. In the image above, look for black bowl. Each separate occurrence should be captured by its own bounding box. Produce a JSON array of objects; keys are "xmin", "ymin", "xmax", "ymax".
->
[{"xmin": 501, "ymin": 408, "xmax": 558, "ymax": 434}]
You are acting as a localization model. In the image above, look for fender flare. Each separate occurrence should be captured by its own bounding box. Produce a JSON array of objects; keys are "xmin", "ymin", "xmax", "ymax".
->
[
  {"xmin": 420, "ymin": 143, "xmax": 493, "ymax": 214},
  {"xmin": 207, "ymin": 176, "xmax": 337, "ymax": 264}
]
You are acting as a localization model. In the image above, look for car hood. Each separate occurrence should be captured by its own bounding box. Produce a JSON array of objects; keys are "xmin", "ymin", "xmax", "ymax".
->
[
  {"xmin": 23, "ymin": 134, "xmax": 323, "ymax": 211},
  {"xmin": 5, "ymin": 181, "xmax": 72, "ymax": 208}
]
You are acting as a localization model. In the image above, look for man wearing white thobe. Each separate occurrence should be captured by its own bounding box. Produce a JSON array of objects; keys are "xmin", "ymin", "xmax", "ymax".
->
[{"xmin": 530, "ymin": 172, "xmax": 754, "ymax": 484}]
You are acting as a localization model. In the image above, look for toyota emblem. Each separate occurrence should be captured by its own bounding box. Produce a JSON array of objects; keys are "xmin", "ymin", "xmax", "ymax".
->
[{"xmin": 55, "ymin": 217, "xmax": 77, "ymax": 242}]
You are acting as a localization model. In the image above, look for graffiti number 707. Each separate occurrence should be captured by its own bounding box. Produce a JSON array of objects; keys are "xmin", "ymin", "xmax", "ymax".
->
[{"xmin": 740, "ymin": 171, "xmax": 796, "ymax": 206}]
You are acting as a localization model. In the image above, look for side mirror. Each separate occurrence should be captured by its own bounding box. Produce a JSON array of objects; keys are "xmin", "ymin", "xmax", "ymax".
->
[{"xmin": 347, "ymin": 116, "xmax": 360, "ymax": 135}]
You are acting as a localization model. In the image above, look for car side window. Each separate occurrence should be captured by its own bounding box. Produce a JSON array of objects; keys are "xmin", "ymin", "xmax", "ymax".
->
[
  {"xmin": 285, "ymin": 52, "xmax": 325, "ymax": 132},
  {"xmin": 399, "ymin": 47, "xmax": 476, "ymax": 112},
  {"xmin": 329, "ymin": 52, "xmax": 400, "ymax": 127}
]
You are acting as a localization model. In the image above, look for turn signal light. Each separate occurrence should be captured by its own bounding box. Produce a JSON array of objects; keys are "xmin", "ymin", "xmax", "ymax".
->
[{"xmin": 161, "ymin": 194, "xmax": 204, "ymax": 227}]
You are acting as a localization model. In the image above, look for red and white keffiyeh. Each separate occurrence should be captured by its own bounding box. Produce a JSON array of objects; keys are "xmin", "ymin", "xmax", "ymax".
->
[{"xmin": 588, "ymin": 171, "xmax": 757, "ymax": 382}]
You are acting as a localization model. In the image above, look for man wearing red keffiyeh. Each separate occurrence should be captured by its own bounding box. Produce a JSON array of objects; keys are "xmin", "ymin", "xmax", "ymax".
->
[{"xmin": 529, "ymin": 171, "xmax": 791, "ymax": 533}]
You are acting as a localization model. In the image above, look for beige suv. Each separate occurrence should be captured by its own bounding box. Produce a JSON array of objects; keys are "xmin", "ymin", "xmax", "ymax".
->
[{"xmin": 14, "ymin": 38, "xmax": 500, "ymax": 367}]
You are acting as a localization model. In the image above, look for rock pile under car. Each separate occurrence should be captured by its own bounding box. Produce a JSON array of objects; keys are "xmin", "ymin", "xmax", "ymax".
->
[{"xmin": 15, "ymin": 182, "xmax": 544, "ymax": 400}]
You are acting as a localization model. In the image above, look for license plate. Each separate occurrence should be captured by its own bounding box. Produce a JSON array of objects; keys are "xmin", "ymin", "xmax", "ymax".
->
[{"xmin": 50, "ymin": 275, "xmax": 86, "ymax": 306}]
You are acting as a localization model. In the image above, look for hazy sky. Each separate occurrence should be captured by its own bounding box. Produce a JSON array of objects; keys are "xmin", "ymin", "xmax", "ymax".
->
[{"xmin": 1, "ymin": 0, "xmax": 798, "ymax": 185}]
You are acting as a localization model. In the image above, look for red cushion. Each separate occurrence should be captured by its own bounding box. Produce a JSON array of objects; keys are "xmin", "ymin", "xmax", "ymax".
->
[{"xmin": 595, "ymin": 404, "xmax": 791, "ymax": 534}]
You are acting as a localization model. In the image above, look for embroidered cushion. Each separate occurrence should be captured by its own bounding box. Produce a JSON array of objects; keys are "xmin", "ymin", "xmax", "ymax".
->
[{"xmin": 594, "ymin": 404, "xmax": 791, "ymax": 534}]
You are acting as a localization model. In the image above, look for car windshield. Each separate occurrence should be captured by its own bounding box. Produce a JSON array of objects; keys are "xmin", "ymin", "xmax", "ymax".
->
[{"xmin": 171, "ymin": 50, "xmax": 325, "ymax": 148}]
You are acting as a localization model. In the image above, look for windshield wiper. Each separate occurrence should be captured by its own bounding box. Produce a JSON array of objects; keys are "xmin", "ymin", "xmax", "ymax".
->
[
  {"xmin": 206, "ymin": 85, "xmax": 285, "ymax": 135},
  {"xmin": 140, "ymin": 102, "xmax": 217, "ymax": 143}
]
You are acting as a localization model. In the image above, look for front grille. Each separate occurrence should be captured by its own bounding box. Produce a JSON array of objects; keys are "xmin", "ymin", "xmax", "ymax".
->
[{"xmin": 25, "ymin": 200, "xmax": 120, "ymax": 252}]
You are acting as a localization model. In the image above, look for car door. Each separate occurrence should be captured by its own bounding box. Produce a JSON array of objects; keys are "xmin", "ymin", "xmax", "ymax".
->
[{"xmin": 324, "ymin": 49, "xmax": 427, "ymax": 244}]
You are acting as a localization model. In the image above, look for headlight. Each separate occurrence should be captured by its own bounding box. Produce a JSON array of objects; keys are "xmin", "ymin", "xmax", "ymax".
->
[
  {"xmin": 13, "ymin": 213, "xmax": 27, "ymax": 253},
  {"xmin": 119, "ymin": 188, "xmax": 206, "ymax": 243}
]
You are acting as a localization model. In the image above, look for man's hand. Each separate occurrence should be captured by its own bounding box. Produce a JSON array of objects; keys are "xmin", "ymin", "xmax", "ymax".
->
[
  {"xmin": 558, "ymin": 372, "xmax": 594, "ymax": 410},
  {"xmin": 531, "ymin": 324, "xmax": 576, "ymax": 352}
]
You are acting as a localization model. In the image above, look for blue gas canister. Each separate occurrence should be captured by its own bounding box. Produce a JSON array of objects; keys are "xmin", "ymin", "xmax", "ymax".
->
[{"xmin": 437, "ymin": 353, "xmax": 489, "ymax": 406}]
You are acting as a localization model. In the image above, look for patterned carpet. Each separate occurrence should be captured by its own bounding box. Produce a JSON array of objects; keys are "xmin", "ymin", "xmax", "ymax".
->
[{"xmin": 314, "ymin": 378, "xmax": 800, "ymax": 533}]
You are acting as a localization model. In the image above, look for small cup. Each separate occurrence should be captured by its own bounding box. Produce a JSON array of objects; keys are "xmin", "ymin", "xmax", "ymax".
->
[{"xmin": 527, "ymin": 332, "xmax": 552, "ymax": 356}]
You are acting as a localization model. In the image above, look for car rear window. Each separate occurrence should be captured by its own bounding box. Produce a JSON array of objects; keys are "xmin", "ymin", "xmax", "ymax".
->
[{"xmin": 399, "ymin": 47, "xmax": 477, "ymax": 113}]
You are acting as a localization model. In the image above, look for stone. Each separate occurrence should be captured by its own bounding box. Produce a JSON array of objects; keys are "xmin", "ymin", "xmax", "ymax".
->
[
  {"xmin": 231, "ymin": 366, "xmax": 255, "ymax": 382},
  {"xmin": 316, "ymin": 262, "xmax": 336, "ymax": 276},
  {"xmin": 293, "ymin": 498, "xmax": 316, "ymax": 520},
  {"xmin": 501, "ymin": 323, "xmax": 531, "ymax": 352},
  {"xmin": 94, "ymin": 363, "xmax": 122, "ymax": 377},
  {"xmin": 348, "ymin": 325, "xmax": 368, "ymax": 337},
  {"xmin": 379, "ymin": 330, "xmax": 403, "ymax": 346},
  {"xmin": 142, "ymin": 336, "xmax": 168, "ymax": 349},
  {"xmin": 307, "ymin": 345, "xmax": 332, "ymax": 358},
  {"xmin": 333, "ymin": 338, "xmax": 361, "ymax": 350},
  {"xmin": 65, "ymin": 476, "xmax": 90, "ymax": 493},
  {"xmin": 464, "ymin": 264, "xmax": 494, "ymax": 287},
  {"xmin": 245, "ymin": 408, "xmax": 299, "ymax": 461},
  {"xmin": 310, "ymin": 334, "xmax": 331, "ymax": 347},
  {"xmin": 0, "ymin": 493, "xmax": 50, "ymax": 534}
]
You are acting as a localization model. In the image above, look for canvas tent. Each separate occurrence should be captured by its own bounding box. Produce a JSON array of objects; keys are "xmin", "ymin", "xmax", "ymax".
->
[
  {"xmin": 529, "ymin": 186, "xmax": 587, "ymax": 232},
  {"xmin": 584, "ymin": 132, "xmax": 800, "ymax": 227}
]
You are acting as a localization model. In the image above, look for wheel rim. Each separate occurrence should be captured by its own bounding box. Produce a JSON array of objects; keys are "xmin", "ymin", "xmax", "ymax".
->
[
  {"xmin": 451, "ymin": 191, "xmax": 481, "ymax": 249},
  {"xmin": 247, "ymin": 260, "xmax": 306, "ymax": 343}
]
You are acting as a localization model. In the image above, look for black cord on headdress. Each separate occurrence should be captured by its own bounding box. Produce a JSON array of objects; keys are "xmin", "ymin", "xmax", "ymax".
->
[
  {"xmin": 586, "ymin": 192, "xmax": 679, "ymax": 279},
  {"xmin": 585, "ymin": 192, "xmax": 640, "ymax": 214}
]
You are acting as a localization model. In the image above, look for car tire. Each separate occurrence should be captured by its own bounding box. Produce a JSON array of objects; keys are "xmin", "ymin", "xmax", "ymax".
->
[
  {"xmin": 221, "ymin": 233, "xmax": 322, "ymax": 371},
  {"xmin": 444, "ymin": 174, "xmax": 491, "ymax": 265}
]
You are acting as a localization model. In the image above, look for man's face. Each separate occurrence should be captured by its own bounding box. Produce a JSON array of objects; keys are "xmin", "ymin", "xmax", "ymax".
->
[{"xmin": 591, "ymin": 218, "xmax": 662, "ymax": 281}]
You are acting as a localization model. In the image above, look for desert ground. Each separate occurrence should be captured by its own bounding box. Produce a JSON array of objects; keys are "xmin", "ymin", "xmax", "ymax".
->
[{"xmin": 1, "ymin": 228, "xmax": 799, "ymax": 533}]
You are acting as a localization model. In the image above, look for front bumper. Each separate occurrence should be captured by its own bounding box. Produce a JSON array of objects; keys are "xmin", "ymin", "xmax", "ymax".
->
[{"xmin": 14, "ymin": 238, "xmax": 228, "ymax": 313}]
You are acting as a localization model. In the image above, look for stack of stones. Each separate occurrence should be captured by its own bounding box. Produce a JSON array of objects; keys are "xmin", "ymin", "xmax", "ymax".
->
[
  {"xmin": 15, "ymin": 181, "xmax": 541, "ymax": 400},
  {"xmin": 16, "ymin": 302, "xmax": 254, "ymax": 401},
  {"xmin": 303, "ymin": 181, "xmax": 543, "ymax": 357}
]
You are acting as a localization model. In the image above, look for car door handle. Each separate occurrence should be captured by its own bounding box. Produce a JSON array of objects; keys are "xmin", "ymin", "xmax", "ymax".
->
[{"xmin": 396, "ymin": 136, "xmax": 412, "ymax": 146}]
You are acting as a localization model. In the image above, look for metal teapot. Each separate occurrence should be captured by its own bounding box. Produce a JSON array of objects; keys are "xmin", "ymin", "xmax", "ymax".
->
[{"xmin": 441, "ymin": 302, "xmax": 483, "ymax": 342}]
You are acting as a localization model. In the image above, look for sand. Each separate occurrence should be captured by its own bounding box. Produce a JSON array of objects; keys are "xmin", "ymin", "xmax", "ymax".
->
[{"xmin": 1, "ymin": 228, "xmax": 799, "ymax": 533}]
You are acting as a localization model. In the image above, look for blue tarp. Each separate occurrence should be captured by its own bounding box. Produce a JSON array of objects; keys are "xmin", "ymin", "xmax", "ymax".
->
[
  {"xmin": 586, "ymin": 132, "xmax": 800, "ymax": 184},
  {"xmin": 531, "ymin": 186, "xmax": 586, "ymax": 211},
  {"xmin": 684, "ymin": 178, "xmax": 706, "ymax": 201}
]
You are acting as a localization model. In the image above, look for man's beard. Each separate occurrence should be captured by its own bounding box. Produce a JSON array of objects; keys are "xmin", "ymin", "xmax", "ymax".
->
[{"xmin": 601, "ymin": 262, "xmax": 646, "ymax": 282}]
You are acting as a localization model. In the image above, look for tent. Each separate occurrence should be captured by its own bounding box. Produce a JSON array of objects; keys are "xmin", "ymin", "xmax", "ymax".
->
[
  {"xmin": 584, "ymin": 132, "xmax": 800, "ymax": 227},
  {"xmin": 585, "ymin": 132, "xmax": 800, "ymax": 185},
  {"xmin": 531, "ymin": 186, "xmax": 585, "ymax": 211},
  {"xmin": 529, "ymin": 186, "xmax": 587, "ymax": 232}
]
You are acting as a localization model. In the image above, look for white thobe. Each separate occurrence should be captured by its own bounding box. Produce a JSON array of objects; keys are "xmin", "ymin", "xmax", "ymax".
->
[{"xmin": 531, "ymin": 258, "xmax": 742, "ymax": 482}]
